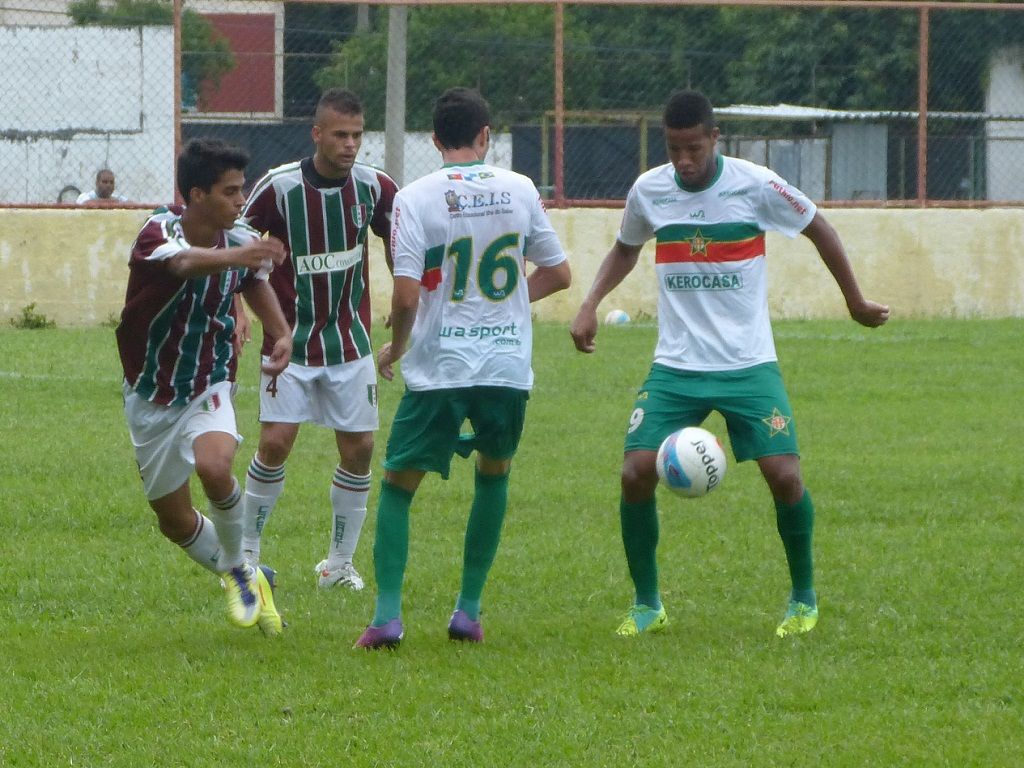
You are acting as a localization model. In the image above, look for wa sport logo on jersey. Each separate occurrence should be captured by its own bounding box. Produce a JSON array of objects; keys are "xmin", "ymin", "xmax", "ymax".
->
[{"xmin": 439, "ymin": 321, "xmax": 521, "ymax": 346}]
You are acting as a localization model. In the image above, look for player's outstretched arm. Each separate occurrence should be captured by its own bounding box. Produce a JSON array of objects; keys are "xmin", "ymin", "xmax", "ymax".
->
[
  {"xmin": 527, "ymin": 260, "xmax": 572, "ymax": 303},
  {"xmin": 802, "ymin": 212, "xmax": 890, "ymax": 328},
  {"xmin": 570, "ymin": 240, "xmax": 642, "ymax": 353},
  {"xmin": 241, "ymin": 280, "xmax": 293, "ymax": 375},
  {"xmin": 167, "ymin": 237, "xmax": 286, "ymax": 279}
]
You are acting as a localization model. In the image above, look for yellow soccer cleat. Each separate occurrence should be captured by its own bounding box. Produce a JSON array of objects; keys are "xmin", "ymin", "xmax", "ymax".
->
[
  {"xmin": 255, "ymin": 565, "xmax": 283, "ymax": 638},
  {"xmin": 775, "ymin": 601, "xmax": 819, "ymax": 638},
  {"xmin": 615, "ymin": 604, "xmax": 668, "ymax": 637},
  {"xmin": 223, "ymin": 565, "xmax": 261, "ymax": 628}
]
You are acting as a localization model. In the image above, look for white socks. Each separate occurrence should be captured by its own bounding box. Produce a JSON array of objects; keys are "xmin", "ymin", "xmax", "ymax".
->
[
  {"xmin": 175, "ymin": 508, "xmax": 221, "ymax": 574},
  {"xmin": 327, "ymin": 467, "xmax": 370, "ymax": 566},
  {"xmin": 242, "ymin": 456, "xmax": 285, "ymax": 564}
]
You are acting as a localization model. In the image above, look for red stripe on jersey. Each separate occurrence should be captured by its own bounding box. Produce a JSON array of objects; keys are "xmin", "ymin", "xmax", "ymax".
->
[
  {"xmin": 421, "ymin": 268, "xmax": 442, "ymax": 291},
  {"xmin": 655, "ymin": 234, "xmax": 764, "ymax": 264}
]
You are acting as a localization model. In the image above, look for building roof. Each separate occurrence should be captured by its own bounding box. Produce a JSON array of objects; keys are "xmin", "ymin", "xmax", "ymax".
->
[{"xmin": 717, "ymin": 103, "xmax": 1024, "ymax": 122}]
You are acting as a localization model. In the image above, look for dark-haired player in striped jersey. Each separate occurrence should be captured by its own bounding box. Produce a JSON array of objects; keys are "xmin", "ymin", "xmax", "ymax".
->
[
  {"xmin": 240, "ymin": 89, "xmax": 398, "ymax": 591},
  {"xmin": 117, "ymin": 138, "xmax": 292, "ymax": 634},
  {"xmin": 571, "ymin": 90, "xmax": 889, "ymax": 639}
]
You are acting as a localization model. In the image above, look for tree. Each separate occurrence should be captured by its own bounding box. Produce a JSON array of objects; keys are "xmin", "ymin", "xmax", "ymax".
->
[
  {"xmin": 315, "ymin": 5, "xmax": 598, "ymax": 130},
  {"xmin": 68, "ymin": 0, "xmax": 234, "ymax": 109}
]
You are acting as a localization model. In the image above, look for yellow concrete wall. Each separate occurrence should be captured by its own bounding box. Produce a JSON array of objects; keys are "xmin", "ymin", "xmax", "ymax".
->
[{"xmin": 2, "ymin": 207, "xmax": 1022, "ymax": 327}]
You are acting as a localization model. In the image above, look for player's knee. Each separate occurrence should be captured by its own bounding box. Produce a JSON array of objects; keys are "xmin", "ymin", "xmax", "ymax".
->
[
  {"xmin": 338, "ymin": 432, "xmax": 374, "ymax": 472},
  {"xmin": 258, "ymin": 436, "xmax": 294, "ymax": 466},
  {"xmin": 195, "ymin": 450, "xmax": 234, "ymax": 489},
  {"xmin": 767, "ymin": 467, "xmax": 804, "ymax": 505},
  {"xmin": 258, "ymin": 442, "xmax": 290, "ymax": 467},
  {"xmin": 621, "ymin": 453, "xmax": 658, "ymax": 498}
]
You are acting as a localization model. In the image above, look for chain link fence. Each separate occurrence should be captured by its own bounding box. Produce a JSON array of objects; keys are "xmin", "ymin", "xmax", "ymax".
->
[{"xmin": 3, "ymin": 0, "xmax": 1024, "ymax": 207}]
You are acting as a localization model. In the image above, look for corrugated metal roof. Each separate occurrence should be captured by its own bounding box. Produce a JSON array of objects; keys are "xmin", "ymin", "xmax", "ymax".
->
[{"xmin": 717, "ymin": 103, "xmax": 1024, "ymax": 121}]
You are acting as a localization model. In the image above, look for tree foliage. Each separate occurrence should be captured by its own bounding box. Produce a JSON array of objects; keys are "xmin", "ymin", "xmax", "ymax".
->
[
  {"xmin": 68, "ymin": 0, "xmax": 234, "ymax": 107},
  {"xmin": 314, "ymin": 4, "xmax": 1024, "ymax": 126},
  {"xmin": 315, "ymin": 6, "xmax": 596, "ymax": 130}
]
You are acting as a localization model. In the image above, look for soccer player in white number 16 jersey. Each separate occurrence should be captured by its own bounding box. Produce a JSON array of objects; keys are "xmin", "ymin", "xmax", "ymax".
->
[{"xmin": 355, "ymin": 87, "xmax": 572, "ymax": 649}]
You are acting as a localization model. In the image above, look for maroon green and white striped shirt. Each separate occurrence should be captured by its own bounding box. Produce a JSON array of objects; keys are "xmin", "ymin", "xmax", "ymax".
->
[
  {"xmin": 243, "ymin": 158, "xmax": 397, "ymax": 366},
  {"xmin": 116, "ymin": 206, "xmax": 263, "ymax": 406}
]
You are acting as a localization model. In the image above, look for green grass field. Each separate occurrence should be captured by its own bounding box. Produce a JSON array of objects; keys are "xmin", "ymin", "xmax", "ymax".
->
[{"xmin": 1, "ymin": 319, "xmax": 1021, "ymax": 767}]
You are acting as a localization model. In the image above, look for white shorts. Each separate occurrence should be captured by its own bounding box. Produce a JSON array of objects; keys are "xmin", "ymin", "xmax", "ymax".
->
[
  {"xmin": 258, "ymin": 355, "xmax": 379, "ymax": 432},
  {"xmin": 123, "ymin": 380, "xmax": 241, "ymax": 501}
]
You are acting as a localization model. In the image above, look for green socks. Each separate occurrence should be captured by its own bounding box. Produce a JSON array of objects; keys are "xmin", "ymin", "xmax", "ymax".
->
[
  {"xmin": 371, "ymin": 480, "xmax": 413, "ymax": 626},
  {"xmin": 620, "ymin": 497, "xmax": 661, "ymax": 610},
  {"xmin": 456, "ymin": 470, "xmax": 510, "ymax": 621},
  {"xmin": 775, "ymin": 489, "xmax": 816, "ymax": 606}
]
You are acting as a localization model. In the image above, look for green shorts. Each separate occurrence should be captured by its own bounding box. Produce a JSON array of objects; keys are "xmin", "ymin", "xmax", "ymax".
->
[
  {"xmin": 623, "ymin": 362, "xmax": 799, "ymax": 462},
  {"xmin": 384, "ymin": 386, "xmax": 529, "ymax": 479}
]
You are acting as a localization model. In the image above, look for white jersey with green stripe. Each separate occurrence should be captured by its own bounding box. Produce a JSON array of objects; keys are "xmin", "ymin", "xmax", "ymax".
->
[
  {"xmin": 243, "ymin": 158, "xmax": 397, "ymax": 367},
  {"xmin": 391, "ymin": 161, "xmax": 567, "ymax": 391},
  {"xmin": 619, "ymin": 155, "xmax": 817, "ymax": 372}
]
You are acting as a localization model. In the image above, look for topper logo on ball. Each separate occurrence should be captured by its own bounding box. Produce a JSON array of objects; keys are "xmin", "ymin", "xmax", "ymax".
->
[{"xmin": 690, "ymin": 437, "xmax": 722, "ymax": 490}]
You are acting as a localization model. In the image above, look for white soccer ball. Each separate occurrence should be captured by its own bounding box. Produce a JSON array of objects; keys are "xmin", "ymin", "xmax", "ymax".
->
[
  {"xmin": 604, "ymin": 309, "xmax": 630, "ymax": 325},
  {"xmin": 655, "ymin": 427, "xmax": 727, "ymax": 498}
]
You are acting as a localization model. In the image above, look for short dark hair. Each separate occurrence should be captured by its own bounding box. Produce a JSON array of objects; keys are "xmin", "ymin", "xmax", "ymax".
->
[
  {"xmin": 433, "ymin": 87, "xmax": 490, "ymax": 150},
  {"xmin": 96, "ymin": 168, "xmax": 114, "ymax": 182},
  {"xmin": 176, "ymin": 138, "xmax": 249, "ymax": 201},
  {"xmin": 317, "ymin": 88, "xmax": 363, "ymax": 118},
  {"xmin": 664, "ymin": 90, "xmax": 716, "ymax": 132}
]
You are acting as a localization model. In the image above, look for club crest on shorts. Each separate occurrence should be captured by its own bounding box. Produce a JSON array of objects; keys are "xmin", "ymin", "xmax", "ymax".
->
[
  {"xmin": 762, "ymin": 406, "xmax": 791, "ymax": 436},
  {"xmin": 367, "ymin": 384, "xmax": 377, "ymax": 407},
  {"xmin": 204, "ymin": 392, "xmax": 221, "ymax": 412}
]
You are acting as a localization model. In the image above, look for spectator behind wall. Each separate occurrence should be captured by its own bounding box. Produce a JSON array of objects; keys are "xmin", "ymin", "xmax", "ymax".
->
[{"xmin": 77, "ymin": 169, "xmax": 129, "ymax": 206}]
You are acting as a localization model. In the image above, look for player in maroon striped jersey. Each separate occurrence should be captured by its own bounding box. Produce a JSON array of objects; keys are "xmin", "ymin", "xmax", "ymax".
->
[
  {"xmin": 117, "ymin": 138, "xmax": 292, "ymax": 632},
  {"xmin": 239, "ymin": 89, "xmax": 398, "ymax": 592}
]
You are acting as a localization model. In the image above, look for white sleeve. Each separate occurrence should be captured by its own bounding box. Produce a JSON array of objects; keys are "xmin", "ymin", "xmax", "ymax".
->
[
  {"xmin": 756, "ymin": 171, "xmax": 817, "ymax": 238},
  {"xmin": 617, "ymin": 182, "xmax": 654, "ymax": 246},
  {"xmin": 524, "ymin": 190, "xmax": 566, "ymax": 267},
  {"xmin": 390, "ymin": 192, "xmax": 427, "ymax": 280}
]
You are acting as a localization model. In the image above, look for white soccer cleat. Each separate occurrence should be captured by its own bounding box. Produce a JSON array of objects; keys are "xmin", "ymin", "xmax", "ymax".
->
[{"xmin": 315, "ymin": 559, "xmax": 364, "ymax": 591}]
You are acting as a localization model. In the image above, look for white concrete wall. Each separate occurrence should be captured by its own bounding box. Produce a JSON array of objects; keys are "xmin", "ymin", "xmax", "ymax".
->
[
  {"xmin": 0, "ymin": 25, "xmax": 175, "ymax": 204},
  {"xmin": 2, "ymin": 207, "xmax": 1022, "ymax": 327}
]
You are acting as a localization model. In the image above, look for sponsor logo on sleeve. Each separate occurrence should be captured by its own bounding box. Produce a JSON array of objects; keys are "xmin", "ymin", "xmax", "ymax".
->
[{"xmin": 768, "ymin": 180, "xmax": 808, "ymax": 215}]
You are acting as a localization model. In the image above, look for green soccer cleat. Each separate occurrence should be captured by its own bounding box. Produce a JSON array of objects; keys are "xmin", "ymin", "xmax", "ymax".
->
[
  {"xmin": 223, "ymin": 565, "xmax": 261, "ymax": 628},
  {"xmin": 255, "ymin": 565, "xmax": 283, "ymax": 638},
  {"xmin": 615, "ymin": 604, "xmax": 668, "ymax": 637},
  {"xmin": 775, "ymin": 600, "xmax": 819, "ymax": 638}
]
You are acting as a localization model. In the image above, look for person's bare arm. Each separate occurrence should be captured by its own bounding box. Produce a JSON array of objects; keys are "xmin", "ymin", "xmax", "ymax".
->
[
  {"xmin": 802, "ymin": 212, "xmax": 889, "ymax": 328},
  {"xmin": 569, "ymin": 240, "xmax": 643, "ymax": 353},
  {"xmin": 241, "ymin": 280, "xmax": 292, "ymax": 376},
  {"xmin": 377, "ymin": 276, "xmax": 420, "ymax": 382},
  {"xmin": 528, "ymin": 260, "xmax": 572, "ymax": 303}
]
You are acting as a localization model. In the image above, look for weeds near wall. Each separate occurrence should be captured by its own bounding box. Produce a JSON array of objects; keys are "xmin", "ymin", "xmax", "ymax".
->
[{"xmin": 9, "ymin": 303, "xmax": 57, "ymax": 330}]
